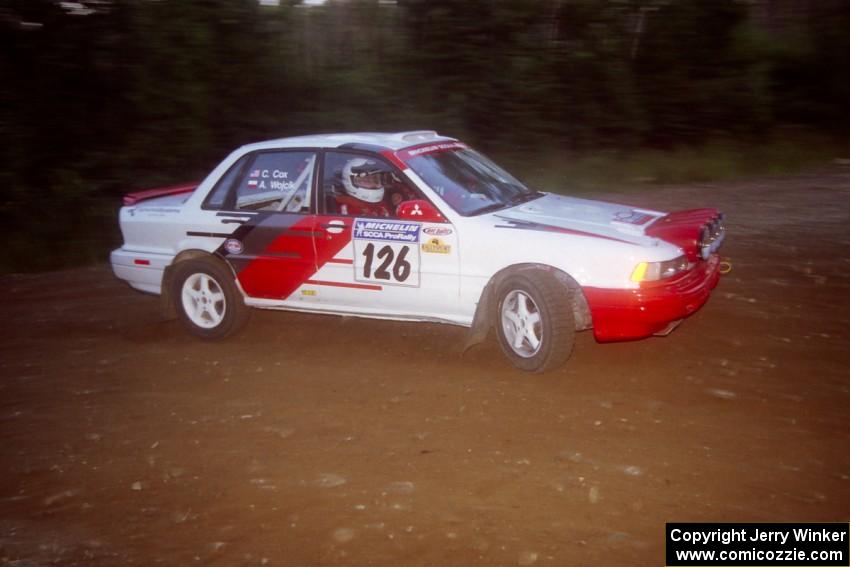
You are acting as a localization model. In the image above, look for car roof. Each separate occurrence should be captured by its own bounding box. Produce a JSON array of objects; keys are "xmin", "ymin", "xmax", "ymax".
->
[{"xmin": 238, "ymin": 131, "xmax": 458, "ymax": 153}]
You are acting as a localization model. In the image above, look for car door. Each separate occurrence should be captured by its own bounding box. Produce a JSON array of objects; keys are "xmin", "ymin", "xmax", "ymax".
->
[
  {"xmin": 306, "ymin": 150, "xmax": 461, "ymax": 319},
  {"xmin": 212, "ymin": 149, "xmax": 323, "ymax": 301}
]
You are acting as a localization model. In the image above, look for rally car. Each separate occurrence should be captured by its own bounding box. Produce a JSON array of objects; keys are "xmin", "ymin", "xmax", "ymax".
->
[{"xmin": 111, "ymin": 131, "xmax": 725, "ymax": 372}]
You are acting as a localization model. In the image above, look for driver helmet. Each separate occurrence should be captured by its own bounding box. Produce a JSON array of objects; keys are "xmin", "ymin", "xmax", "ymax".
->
[{"xmin": 342, "ymin": 158, "xmax": 385, "ymax": 203}]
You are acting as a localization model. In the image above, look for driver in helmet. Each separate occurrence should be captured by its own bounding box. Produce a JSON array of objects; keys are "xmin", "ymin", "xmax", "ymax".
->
[{"xmin": 335, "ymin": 157, "xmax": 391, "ymax": 217}]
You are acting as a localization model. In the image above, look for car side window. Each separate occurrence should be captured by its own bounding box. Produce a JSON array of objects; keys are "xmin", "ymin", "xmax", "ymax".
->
[
  {"xmin": 322, "ymin": 151, "xmax": 421, "ymax": 218},
  {"xmin": 234, "ymin": 151, "xmax": 316, "ymax": 212},
  {"xmin": 204, "ymin": 155, "xmax": 248, "ymax": 209}
]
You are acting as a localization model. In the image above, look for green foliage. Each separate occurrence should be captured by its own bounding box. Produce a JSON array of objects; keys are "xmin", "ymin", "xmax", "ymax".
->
[
  {"xmin": 1, "ymin": 0, "xmax": 848, "ymax": 272},
  {"xmin": 0, "ymin": 169, "xmax": 119, "ymax": 272},
  {"xmin": 517, "ymin": 133, "xmax": 850, "ymax": 194}
]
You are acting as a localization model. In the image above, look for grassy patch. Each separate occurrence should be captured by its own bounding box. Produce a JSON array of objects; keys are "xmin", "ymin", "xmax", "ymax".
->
[{"xmin": 511, "ymin": 134, "xmax": 850, "ymax": 195}]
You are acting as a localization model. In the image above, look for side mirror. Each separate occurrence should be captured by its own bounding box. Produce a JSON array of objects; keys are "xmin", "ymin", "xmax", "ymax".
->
[{"xmin": 396, "ymin": 199, "xmax": 446, "ymax": 223}]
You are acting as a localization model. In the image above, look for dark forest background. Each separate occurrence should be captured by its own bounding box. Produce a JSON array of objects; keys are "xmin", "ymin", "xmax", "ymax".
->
[{"xmin": 2, "ymin": 0, "xmax": 849, "ymax": 271}]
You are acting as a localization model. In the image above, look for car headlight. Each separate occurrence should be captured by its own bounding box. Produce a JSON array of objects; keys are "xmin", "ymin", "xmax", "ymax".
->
[{"xmin": 630, "ymin": 255, "xmax": 690, "ymax": 283}]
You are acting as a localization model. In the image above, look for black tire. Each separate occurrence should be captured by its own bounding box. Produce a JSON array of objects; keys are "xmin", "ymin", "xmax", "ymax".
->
[
  {"xmin": 170, "ymin": 257, "xmax": 250, "ymax": 340},
  {"xmin": 495, "ymin": 271, "xmax": 575, "ymax": 373}
]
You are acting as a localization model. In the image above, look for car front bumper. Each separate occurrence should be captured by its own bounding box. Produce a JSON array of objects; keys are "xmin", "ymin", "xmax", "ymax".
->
[{"xmin": 582, "ymin": 254, "xmax": 721, "ymax": 342}]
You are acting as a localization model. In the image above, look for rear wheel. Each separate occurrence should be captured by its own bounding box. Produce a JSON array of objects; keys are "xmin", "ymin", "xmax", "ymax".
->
[
  {"xmin": 171, "ymin": 257, "xmax": 249, "ymax": 340},
  {"xmin": 495, "ymin": 272, "xmax": 575, "ymax": 373}
]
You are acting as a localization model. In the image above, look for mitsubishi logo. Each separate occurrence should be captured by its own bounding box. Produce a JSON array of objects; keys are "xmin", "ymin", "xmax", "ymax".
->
[{"xmin": 411, "ymin": 204, "xmax": 423, "ymax": 216}]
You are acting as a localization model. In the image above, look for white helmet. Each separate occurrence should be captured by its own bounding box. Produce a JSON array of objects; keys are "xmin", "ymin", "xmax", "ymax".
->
[{"xmin": 342, "ymin": 158, "xmax": 385, "ymax": 203}]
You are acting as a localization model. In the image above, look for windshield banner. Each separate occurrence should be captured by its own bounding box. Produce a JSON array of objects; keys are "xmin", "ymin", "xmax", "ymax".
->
[{"xmin": 396, "ymin": 141, "xmax": 467, "ymax": 161}]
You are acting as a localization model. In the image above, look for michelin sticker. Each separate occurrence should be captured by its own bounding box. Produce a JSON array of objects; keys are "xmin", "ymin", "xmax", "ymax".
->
[
  {"xmin": 354, "ymin": 220, "xmax": 420, "ymax": 242},
  {"xmin": 353, "ymin": 219, "xmax": 421, "ymax": 287}
]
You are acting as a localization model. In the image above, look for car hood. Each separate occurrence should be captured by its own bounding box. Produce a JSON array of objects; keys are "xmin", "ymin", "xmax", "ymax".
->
[{"xmin": 488, "ymin": 193, "xmax": 666, "ymax": 246}]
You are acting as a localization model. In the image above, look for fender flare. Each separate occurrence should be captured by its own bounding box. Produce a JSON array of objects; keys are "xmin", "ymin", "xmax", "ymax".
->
[{"xmin": 462, "ymin": 263, "xmax": 591, "ymax": 353}]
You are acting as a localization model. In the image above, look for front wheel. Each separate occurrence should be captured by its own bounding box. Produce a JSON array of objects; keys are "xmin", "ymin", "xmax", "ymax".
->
[
  {"xmin": 495, "ymin": 272, "xmax": 575, "ymax": 373},
  {"xmin": 170, "ymin": 257, "xmax": 249, "ymax": 340}
]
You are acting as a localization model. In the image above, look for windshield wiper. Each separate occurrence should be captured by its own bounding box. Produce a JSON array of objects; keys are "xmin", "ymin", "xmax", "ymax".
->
[
  {"xmin": 469, "ymin": 202, "xmax": 510, "ymax": 216},
  {"xmin": 508, "ymin": 190, "xmax": 543, "ymax": 206},
  {"xmin": 469, "ymin": 191, "xmax": 543, "ymax": 216}
]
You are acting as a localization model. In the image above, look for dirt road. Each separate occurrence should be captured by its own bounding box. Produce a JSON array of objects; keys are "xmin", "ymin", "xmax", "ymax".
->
[{"xmin": 2, "ymin": 170, "xmax": 849, "ymax": 566}]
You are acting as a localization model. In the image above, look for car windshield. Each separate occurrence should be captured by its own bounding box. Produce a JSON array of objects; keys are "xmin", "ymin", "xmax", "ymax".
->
[{"xmin": 405, "ymin": 148, "xmax": 541, "ymax": 216}]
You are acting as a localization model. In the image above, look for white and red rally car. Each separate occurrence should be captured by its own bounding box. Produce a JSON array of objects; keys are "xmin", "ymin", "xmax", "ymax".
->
[{"xmin": 111, "ymin": 131, "xmax": 724, "ymax": 372}]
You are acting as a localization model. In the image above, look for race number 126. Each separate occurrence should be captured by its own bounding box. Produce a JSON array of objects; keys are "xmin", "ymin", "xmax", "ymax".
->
[{"xmin": 354, "ymin": 241, "xmax": 420, "ymax": 287}]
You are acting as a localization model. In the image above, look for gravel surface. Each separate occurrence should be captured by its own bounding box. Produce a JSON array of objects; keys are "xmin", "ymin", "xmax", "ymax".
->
[{"xmin": 1, "ymin": 169, "xmax": 849, "ymax": 565}]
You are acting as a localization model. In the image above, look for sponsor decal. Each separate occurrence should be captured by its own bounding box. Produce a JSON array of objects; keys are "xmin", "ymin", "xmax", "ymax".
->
[
  {"xmin": 421, "ymin": 237, "xmax": 451, "ymax": 254},
  {"xmin": 423, "ymin": 226, "xmax": 453, "ymax": 236},
  {"xmin": 146, "ymin": 207, "xmax": 180, "ymax": 214},
  {"xmin": 353, "ymin": 219, "xmax": 421, "ymax": 243},
  {"xmin": 134, "ymin": 207, "xmax": 180, "ymax": 216},
  {"xmin": 224, "ymin": 238, "xmax": 244, "ymax": 255},
  {"xmin": 613, "ymin": 210, "xmax": 655, "ymax": 225},
  {"xmin": 301, "ymin": 289, "xmax": 317, "ymax": 296},
  {"xmin": 400, "ymin": 142, "xmax": 467, "ymax": 159}
]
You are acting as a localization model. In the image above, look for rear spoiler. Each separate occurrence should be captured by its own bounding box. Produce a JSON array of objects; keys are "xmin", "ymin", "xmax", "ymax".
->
[{"xmin": 123, "ymin": 182, "xmax": 198, "ymax": 206}]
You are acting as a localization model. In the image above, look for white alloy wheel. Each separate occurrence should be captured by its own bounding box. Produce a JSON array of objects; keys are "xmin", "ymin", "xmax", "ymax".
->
[
  {"xmin": 181, "ymin": 272, "xmax": 227, "ymax": 329},
  {"xmin": 494, "ymin": 272, "xmax": 576, "ymax": 373},
  {"xmin": 500, "ymin": 289, "xmax": 543, "ymax": 358},
  {"xmin": 171, "ymin": 257, "xmax": 249, "ymax": 340}
]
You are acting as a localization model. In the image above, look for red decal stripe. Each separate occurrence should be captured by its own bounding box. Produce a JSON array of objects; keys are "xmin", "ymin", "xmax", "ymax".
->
[
  {"xmin": 497, "ymin": 219, "xmax": 637, "ymax": 245},
  {"xmin": 306, "ymin": 279, "xmax": 382, "ymax": 291},
  {"xmin": 123, "ymin": 182, "xmax": 198, "ymax": 206},
  {"xmin": 134, "ymin": 259, "xmax": 151, "ymax": 266},
  {"xmin": 327, "ymin": 258, "xmax": 354, "ymax": 265},
  {"xmin": 380, "ymin": 150, "xmax": 409, "ymax": 171},
  {"xmin": 237, "ymin": 216, "xmax": 352, "ymax": 299},
  {"xmin": 545, "ymin": 226, "xmax": 637, "ymax": 245}
]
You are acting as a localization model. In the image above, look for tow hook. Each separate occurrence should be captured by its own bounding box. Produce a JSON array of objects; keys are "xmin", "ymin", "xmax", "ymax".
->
[{"xmin": 719, "ymin": 258, "xmax": 733, "ymax": 275}]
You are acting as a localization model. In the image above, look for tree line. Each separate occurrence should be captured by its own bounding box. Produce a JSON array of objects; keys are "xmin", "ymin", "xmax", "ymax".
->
[{"xmin": 1, "ymin": 0, "xmax": 848, "ymax": 270}]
